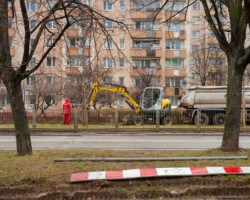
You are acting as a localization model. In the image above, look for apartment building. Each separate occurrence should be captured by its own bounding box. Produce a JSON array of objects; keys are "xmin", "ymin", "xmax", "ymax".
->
[{"xmin": 2, "ymin": 0, "xmax": 246, "ymax": 111}]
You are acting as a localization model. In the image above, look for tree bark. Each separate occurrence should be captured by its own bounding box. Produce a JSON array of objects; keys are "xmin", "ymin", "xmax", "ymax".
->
[
  {"xmin": 5, "ymin": 81, "xmax": 32, "ymax": 156},
  {"xmin": 221, "ymin": 58, "xmax": 243, "ymax": 152}
]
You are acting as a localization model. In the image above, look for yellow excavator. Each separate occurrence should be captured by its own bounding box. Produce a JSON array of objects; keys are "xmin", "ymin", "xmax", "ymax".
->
[{"xmin": 87, "ymin": 82, "xmax": 172, "ymax": 125}]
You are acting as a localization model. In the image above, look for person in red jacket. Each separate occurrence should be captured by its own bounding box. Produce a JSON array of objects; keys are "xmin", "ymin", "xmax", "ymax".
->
[{"xmin": 63, "ymin": 99, "xmax": 72, "ymax": 125}]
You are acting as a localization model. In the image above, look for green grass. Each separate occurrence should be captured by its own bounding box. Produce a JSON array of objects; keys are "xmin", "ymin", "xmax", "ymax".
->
[
  {"xmin": 1, "ymin": 123, "xmax": 250, "ymax": 131},
  {"xmin": 0, "ymin": 149, "xmax": 249, "ymax": 187}
]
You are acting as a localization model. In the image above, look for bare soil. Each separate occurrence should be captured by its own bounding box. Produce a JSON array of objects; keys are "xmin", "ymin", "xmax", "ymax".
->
[{"xmin": 0, "ymin": 176, "xmax": 250, "ymax": 200}]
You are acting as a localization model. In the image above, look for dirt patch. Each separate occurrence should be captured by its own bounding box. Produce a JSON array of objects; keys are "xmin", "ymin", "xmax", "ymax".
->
[{"xmin": 0, "ymin": 176, "xmax": 250, "ymax": 199}]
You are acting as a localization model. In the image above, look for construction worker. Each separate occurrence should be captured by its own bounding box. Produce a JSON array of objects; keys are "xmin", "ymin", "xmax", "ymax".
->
[{"xmin": 63, "ymin": 99, "xmax": 71, "ymax": 125}]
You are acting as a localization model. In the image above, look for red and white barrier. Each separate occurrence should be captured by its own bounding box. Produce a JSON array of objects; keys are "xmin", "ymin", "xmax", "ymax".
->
[{"xmin": 70, "ymin": 166, "xmax": 250, "ymax": 182}]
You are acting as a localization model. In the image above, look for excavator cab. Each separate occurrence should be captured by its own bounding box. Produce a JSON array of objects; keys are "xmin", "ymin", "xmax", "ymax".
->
[{"xmin": 142, "ymin": 87, "xmax": 170, "ymax": 111}]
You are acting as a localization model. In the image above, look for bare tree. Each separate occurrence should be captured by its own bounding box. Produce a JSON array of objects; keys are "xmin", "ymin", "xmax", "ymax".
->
[
  {"xmin": 159, "ymin": 0, "xmax": 250, "ymax": 151},
  {"xmin": 24, "ymin": 72, "xmax": 64, "ymax": 120},
  {"xmin": 188, "ymin": 38, "xmax": 227, "ymax": 86},
  {"xmin": 0, "ymin": 0, "xmax": 127, "ymax": 155},
  {"xmin": 130, "ymin": 66, "xmax": 162, "ymax": 103}
]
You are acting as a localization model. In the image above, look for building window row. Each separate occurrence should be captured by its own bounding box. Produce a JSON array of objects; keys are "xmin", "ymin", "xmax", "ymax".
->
[{"xmin": 165, "ymin": 58, "xmax": 185, "ymax": 68}]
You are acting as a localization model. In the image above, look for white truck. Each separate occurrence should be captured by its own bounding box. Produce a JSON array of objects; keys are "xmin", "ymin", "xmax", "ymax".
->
[{"xmin": 179, "ymin": 86, "xmax": 250, "ymax": 125}]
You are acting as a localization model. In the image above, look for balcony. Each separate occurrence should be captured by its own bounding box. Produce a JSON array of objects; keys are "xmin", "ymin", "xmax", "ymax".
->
[
  {"xmin": 66, "ymin": 48, "xmax": 90, "ymax": 56},
  {"xmin": 131, "ymin": 49, "xmax": 161, "ymax": 58},
  {"xmin": 66, "ymin": 67, "xmax": 80, "ymax": 74},
  {"xmin": 131, "ymin": 30, "xmax": 162, "ymax": 39},
  {"xmin": 165, "ymin": 12, "xmax": 186, "ymax": 21},
  {"xmin": 8, "ymin": 29, "xmax": 15, "ymax": 37},
  {"xmin": 10, "ymin": 48, "xmax": 15, "ymax": 56},
  {"xmin": 165, "ymin": 31, "xmax": 186, "ymax": 40},
  {"xmin": 130, "ymin": 67, "xmax": 162, "ymax": 76},
  {"xmin": 165, "ymin": 69, "xmax": 186, "ymax": 77},
  {"xmin": 130, "ymin": 10, "xmax": 162, "ymax": 19},
  {"xmin": 165, "ymin": 87, "xmax": 183, "ymax": 96},
  {"xmin": 165, "ymin": 50, "xmax": 186, "ymax": 58}
]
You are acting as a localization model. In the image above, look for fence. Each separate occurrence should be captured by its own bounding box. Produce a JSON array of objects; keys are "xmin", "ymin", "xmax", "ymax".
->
[{"xmin": 0, "ymin": 109, "xmax": 249, "ymax": 132}]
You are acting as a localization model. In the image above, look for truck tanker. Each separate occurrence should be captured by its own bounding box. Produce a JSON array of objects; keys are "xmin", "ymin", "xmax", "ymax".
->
[{"xmin": 179, "ymin": 86, "xmax": 250, "ymax": 125}]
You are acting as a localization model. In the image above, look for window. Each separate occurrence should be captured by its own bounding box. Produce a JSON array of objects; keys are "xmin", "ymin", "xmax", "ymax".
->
[
  {"xmin": 131, "ymin": 0, "xmax": 161, "ymax": 11},
  {"xmin": 120, "ymin": 1, "xmax": 125, "ymax": 11},
  {"xmin": 192, "ymin": 73, "xmax": 199, "ymax": 80},
  {"xmin": 209, "ymin": 58, "xmax": 224, "ymax": 66},
  {"xmin": 69, "ymin": 21, "xmax": 79, "ymax": 29},
  {"xmin": 45, "ymin": 96, "xmax": 55, "ymax": 105},
  {"xmin": 133, "ymin": 40, "xmax": 160, "ymax": 49},
  {"xmin": 118, "ymin": 98, "xmax": 125, "ymax": 106},
  {"xmin": 67, "ymin": 56, "xmax": 83, "ymax": 66},
  {"xmin": 132, "ymin": 59, "xmax": 160, "ymax": 68},
  {"xmin": 29, "ymin": 20, "xmax": 36, "ymax": 30},
  {"xmin": 46, "ymin": 20, "xmax": 56, "ymax": 29},
  {"xmin": 103, "ymin": 58, "xmax": 112, "ymax": 68},
  {"xmin": 103, "ymin": 20, "xmax": 113, "ymax": 30},
  {"xmin": 165, "ymin": 58, "xmax": 185, "ymax": 68},
  {"xmin": 46, "ymin": 38, "xmax": 56, "ymax": 48},
  {"xmin": 9, "ymin": 38, "xmax": 12, "ymax": 48},
  {"xmin": 119, "ymin": 77, "xmax": 124, "ymax": 85},
  {"xmin": 119, "ymin": 39, "xmax": 125, "ymax": 49},
  {"xmin": 192, "ymin": 17, "xmax": 200, "ymax": 24},
  {"xmin": 27, "ymin": 76, "xmax": 36, "ymax": 85},
  {"xmin": 103, "ymin": 76, "xmax": 112, "ymax": 84},
  {"xmin": 28, "ymin": 58, "xmax": 36, "ymax": 68},
  {"xmin": 208, "ymin": 43, "xmax": 220, "ymax": 51},
  {"xmin": 67, "ymin": 75, "xmax": 78, "ymax": 84},
  {"xmin": 28, "ymin": 95, "xmax": 36, "ymax": 105},
  {"xmin": 8, "ymin": 1, "xmax": 12, "ymax": 8},
  {"xmin": 133, "ymin": 20, "xmax": 160, "ymax": 30},
  {"xmin": 46, "ymin": 1, "xmax": 56, "ymax": 10},
  {"xmin": 119, "ymin": 58, "xmax": 124, "ymax": 68},
  {"xmin": 46, "ymin": 76, "xmax": 56, "ymax": 85},
  {"xmin": 165, "ymin": 21, "xmax": 184, "ymax": 31},
  {"xmin": 103, "ymin": 1, "xmax": 113, "ymax": 11},
  {"xmin": 192, "ymin": 31, "xmax": 200, "ymax": 38},
  {"xmin": 132, "ymin": 77, "xmax": 141, "ymax": 87},
  {"xmin": 165, "ymin": 40, "xmax": 184, "ymax": 49},
  {"xmin": 8, "ymin": 18, "xmax": 12, "ymax": 28},
  {"xmin": 103, "ymin": 39, "xmax": 113, "ymax": 49},
  {"xmin": 68, "ymin": 37, "xmax": 90, "ymax": 48},
  {"xmin": 166, "ymin": 1, "xmax": 186, "ymax": 11},
  {"xmin": 193, "ymin": 2, "xmax": 200, "ymax": 10},
  {"xmin": 192, "ymin": 45, "xmax": 199, "ymax": 52},
  {"xmin": 46, "ymin": 57, "xmax": 56, "ymax": 67},
  {"xmin": 26, "ymin": 1, "xmax": 36, "ymax": 10},
  {"xmin": 165, "ymin": 77, "xmax": 185, "ymax": 87},
  {"xmin": 119, "ymin": 20, "xmax": 125, "ymax": 30},
  {"xmin": 169, "ymin": 96, "xmax": 178, "ymax": 106},
  {"xmin": 209, "ymin": 31, "xmax": 216, "ymax": 38}
]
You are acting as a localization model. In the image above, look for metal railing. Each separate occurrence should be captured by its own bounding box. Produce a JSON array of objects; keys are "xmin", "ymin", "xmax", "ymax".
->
[{"xmin": 0, "ymin": 108, "xmax": 249, "ymax": 132}]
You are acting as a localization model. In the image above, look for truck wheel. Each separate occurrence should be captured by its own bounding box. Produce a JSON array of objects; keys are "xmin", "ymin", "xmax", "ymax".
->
[
  {"xmin": 134, "ymin": 116, "xmax": 144, "ymax": 125},
  {"xmin": 194, "ymin": 113, "xmax": 209, "ymax": 125},
  {"xmin": 213, "ymin": 113, "xmax": 225, "ymax": 125},
  {"xmin": 161, "ymin": 117, "xmax": 172, "ymax": 125}
]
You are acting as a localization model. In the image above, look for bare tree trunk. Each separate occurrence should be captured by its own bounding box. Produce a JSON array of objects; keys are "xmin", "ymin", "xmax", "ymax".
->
[
  {"xmin": 221, "ymin": 59, "xmax": 243, "ymax": 152},
  {"xmin": 6, "ymin": 81, "xmax": 32, "ymax": 155}
]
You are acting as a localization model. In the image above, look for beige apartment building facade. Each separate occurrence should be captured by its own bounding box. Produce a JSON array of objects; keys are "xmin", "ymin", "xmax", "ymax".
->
[{"xmin": 2, "ymin": 0, "xmax": 248, "ymax": 111}]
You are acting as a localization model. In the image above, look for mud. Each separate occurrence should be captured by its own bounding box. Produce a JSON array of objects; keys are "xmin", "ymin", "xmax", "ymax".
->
[{"xmin": 0, "ymin": 176, "xmax": 250, "ymax": 199}]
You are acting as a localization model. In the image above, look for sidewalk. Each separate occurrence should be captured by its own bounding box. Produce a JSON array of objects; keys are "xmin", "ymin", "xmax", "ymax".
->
[{"xmin": 1, "ymin": 130, "xmax": 250, "ymax": 137}]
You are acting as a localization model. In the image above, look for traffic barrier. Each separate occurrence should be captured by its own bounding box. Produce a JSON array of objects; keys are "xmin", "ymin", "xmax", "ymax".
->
[{"xmin": 70, "ymin": 166, "xmax": 250, "ymax": 182}]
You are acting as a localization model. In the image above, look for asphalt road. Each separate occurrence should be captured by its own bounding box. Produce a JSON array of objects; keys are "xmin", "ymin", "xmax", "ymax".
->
[{"xmin": 0, "ymin": 134, "xmax": 250, "ymax": 150}]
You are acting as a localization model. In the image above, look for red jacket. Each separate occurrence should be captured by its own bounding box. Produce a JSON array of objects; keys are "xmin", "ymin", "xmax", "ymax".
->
[{"xmin": 63, "ymin": 99, "xmax": 72, "ymax": 114}]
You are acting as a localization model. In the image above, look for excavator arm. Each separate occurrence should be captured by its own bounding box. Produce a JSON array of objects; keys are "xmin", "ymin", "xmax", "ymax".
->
[{"xmin": 87, "ymin": 82, "xmax": 141, "ymax": 113}]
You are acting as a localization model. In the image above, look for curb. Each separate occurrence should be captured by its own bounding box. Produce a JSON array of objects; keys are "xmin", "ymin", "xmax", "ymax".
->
[
  {"xmin": 70, "ymin": 166, "xmax": 250, "ymax": 182},
  {"xmin": 1, "ymin": 132, "xmax": 250, "ymax": 137}
]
